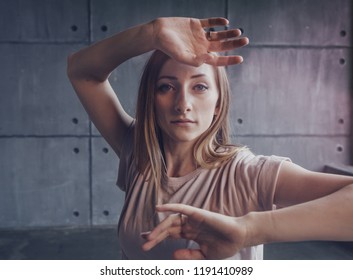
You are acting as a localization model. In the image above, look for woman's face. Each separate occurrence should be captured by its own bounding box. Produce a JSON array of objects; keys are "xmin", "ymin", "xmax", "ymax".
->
[{"xmin": 154, "ymin": 59, "xmax": 219, "ymax": 145}]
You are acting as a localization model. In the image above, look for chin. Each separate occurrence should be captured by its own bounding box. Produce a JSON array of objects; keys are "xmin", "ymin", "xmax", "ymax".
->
[{"xmin": 167, "ymin": 132, "xmax": 200, "ymax": 143}]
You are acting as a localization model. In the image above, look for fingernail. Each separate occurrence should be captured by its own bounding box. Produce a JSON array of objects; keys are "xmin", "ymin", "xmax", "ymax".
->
[{"xmin": 140, "ymin": 231, "xmax": 151, "ymax": 239}]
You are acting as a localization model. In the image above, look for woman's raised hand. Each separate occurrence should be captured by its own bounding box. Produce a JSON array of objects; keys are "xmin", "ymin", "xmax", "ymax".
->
[
  {"xmin": 151, "ymin": 17, "xmax": 249, "ymax": 67},
  {"xmin": 142, "ymin": 203, "xmax": 249, "ymax": 260}
]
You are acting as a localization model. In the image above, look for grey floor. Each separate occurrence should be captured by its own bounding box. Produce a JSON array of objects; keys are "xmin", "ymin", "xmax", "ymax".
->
[{"xmin": 1, "ymin": 227, "xmax": 353, "ymax": 260}]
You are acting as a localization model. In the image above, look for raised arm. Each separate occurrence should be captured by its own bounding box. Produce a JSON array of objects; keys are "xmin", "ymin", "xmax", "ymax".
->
[
  {"xmin": 67, "ymin": 23, "xmax": 152, "ymax": 156},
  {"xmin": 67, "ymin": 17, "xmax": 248, "ymax": 156}
]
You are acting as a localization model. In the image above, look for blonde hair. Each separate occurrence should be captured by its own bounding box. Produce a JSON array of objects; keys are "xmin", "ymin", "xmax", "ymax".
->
[{"xmin": 134, "ymin": 50, "xmax": 245, "ymax": 190}]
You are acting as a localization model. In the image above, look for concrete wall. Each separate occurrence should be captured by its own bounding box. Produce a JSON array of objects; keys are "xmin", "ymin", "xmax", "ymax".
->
[{"xmin": 0, "ymin": 0, "xmax": 352, "ymax": 229}]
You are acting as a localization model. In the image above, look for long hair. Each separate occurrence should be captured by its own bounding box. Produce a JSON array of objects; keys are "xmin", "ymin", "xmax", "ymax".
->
[{"xmin": 134, "ymin": 50, "xmax": 245, "ymax": 191}]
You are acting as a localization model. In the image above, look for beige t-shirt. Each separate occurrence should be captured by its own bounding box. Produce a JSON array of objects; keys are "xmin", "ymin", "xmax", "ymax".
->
[{"xmin": 117, "ymin": 124, "xmax": 290, "ymax": 259}]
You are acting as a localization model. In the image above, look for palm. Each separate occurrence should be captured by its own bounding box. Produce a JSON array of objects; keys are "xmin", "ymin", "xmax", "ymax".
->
[
  {"xmin": 178, "ymin": 209, "xmax": 246, "ymax": 259},
  {"xmin": 152, "ymin": 17, "xmax": 248, "ymax": 66}
]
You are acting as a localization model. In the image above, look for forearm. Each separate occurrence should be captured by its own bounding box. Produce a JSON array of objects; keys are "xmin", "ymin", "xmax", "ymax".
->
[
  {"xmin": 67, "ymin": 21, "xmax": 155, "ymax": 82},
  {"xmin": 245, "ymin": 184, "xmax": 353, "ymax": 246}
]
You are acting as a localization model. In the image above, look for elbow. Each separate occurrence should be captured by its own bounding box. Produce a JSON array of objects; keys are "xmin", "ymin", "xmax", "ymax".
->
[
  {"xmin": 66, "ymin": 52, "xmax": 106, "ymax": 83},
  {"xmin": 66, "ymin": 53, "xmax": 78, "ymax": 81},
  {"xmin": 66, "ymin": 52, "xmax": 88, "ymax": 82}
]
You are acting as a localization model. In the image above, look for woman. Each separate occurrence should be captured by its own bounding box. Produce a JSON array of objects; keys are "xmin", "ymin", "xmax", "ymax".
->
[{"xmin": 67, "ymin": 17, "xmax": 353, "ymax": 260}]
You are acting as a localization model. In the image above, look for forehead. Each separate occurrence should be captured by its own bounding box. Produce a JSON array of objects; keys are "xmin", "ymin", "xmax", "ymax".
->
[{"xmin": 158, "ymin": 58, "xmax": 216, "ymax": 79}]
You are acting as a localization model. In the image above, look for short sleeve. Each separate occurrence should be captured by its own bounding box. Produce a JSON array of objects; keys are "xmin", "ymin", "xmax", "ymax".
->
[
  {"xmin": 234, "ymin": 151, "xmax": 291, "ymax": 212},
  {"xmin": 116, "ymin": 121, "xmax": 135, "ymax": 192},
  {"xmin": 257, "ymin": 155, "xmax": 291, "ymax": 210}
]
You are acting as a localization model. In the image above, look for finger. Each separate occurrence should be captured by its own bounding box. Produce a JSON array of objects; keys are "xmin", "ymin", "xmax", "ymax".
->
[
  {"xmin": 157, "ymin": 203, "xmax": 235, "ymax": 228},
  {"xmin": 140, "ymin": 231, "xmax": 151, "ymax": 240},
  {"xmin": 206, "ymin": 55, "xmax": 244, "ymax": 66},
  {"xmin": 172, "ymin": 51, "xmax": 204, "ymax": 67},
  {"xmin": 142, "ymin": 230, "xmax": 169, "ymax": 251},
  {"xmin": 200, "ymin": 17, "xmax": 229, "ymax": 28},
  {"xmin": 209, "ymin": 37, "xmax": 249, "ymax": 52},
  {"xmin": 157, "ymin": 203, "xmax": 223, "ymax": 223},
  {"xmin": 156, "ymin": 204, "xmax": 199, "ymax": 217},
  {"xmin": 179, "ymin": 223, "xmax": 198, "ymax": 240},
  {"xmin": 173, "ymin": 249, "xmax": 206, "ymax": 260},
  {"xmin": 142, "ymin": 229, "xmax": 170, "ymax": 250},
  {"xmin": 142, "ymin": 213, "xmax": 184, "ymax": 251},
  {"xmin": 147, "ymin": 213, "xmax": 181, "ymax": 238},
  {"xmin": 207, "ymin": 29, "xmax": 242, "ymax": 41},
  {"xmin": 142, "ymin": 225, "xmax": 182, "ymax": 251}
]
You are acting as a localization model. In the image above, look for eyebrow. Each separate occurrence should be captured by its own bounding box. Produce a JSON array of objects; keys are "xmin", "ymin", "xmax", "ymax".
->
[{"xmin": 157, "ymin": 74, "xmax": 207, "ymax": 81}]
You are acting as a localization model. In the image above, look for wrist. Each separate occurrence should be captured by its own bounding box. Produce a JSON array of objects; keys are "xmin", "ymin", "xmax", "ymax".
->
[
  {"xmin": 139, "ymin": 20, "xmax": 157, "ymax": 52},
  {"xmin": 148, "ymin": 17, "xmax": 165, "ymax": 51},
  {"xmin": 240, "ymin": 211, "xmax": 273, "ymax": 247}
]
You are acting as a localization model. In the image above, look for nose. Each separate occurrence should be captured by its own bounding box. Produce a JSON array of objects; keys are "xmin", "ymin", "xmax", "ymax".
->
[{"xmin": 174, "ymin": 88, "xmax": 192, "ymax": 114}]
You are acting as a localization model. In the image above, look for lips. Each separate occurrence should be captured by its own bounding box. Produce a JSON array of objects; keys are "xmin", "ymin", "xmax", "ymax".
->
[{"xmin": 171, "ymin": 118, "xmax": 195, "ymax": 124}]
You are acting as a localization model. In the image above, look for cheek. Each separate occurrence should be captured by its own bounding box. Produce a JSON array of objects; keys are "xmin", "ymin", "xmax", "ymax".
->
[
  {"xmin": 154, "ymin": 97, "xmax": 171, "ymax": 125},
  {"xmin": 155, "ymin": 97, "xmax": 166, "ymax": 115},
  {"xmin": 201, "ymin": 95, "xmax": 219, "ymax": 116},
  {"xmin": 204, "ymin": 97, "xmax": 219, "ymax": 127}
]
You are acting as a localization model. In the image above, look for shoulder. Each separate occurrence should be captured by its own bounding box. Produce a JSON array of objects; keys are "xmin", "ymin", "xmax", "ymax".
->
[
  {"xmin": 232, "ymin": 149, "xmax": 290, "ymax": 169},
  {"xmin": 230, "ymin": 150, "xmax": 291, "ymax": 210},
  {"xmin": 221, "ymin": 149, "xmax": 291, "ymax": 186}
]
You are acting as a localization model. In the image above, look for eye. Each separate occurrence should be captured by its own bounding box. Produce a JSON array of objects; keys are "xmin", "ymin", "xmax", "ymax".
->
[
  {"xmin": 193, "ymin": 84, "xmax": 208, "ymax": 92},
  {"xmin": 157, "ymin": 84, "xmax": 175, "ymax": 93}
]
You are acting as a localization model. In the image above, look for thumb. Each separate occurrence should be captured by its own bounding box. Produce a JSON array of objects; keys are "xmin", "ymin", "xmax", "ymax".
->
[{"xmin": 173, "ymin": 249, "xmax": 206, "ymax": 260}]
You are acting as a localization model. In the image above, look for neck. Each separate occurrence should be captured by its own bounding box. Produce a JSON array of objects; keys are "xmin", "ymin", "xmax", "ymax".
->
[{"xmin": 163, "ymin": 140, "xmax": 198, "ymax": 178}]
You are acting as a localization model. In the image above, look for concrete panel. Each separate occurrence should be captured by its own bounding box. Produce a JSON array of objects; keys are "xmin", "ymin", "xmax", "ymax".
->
[
  {"xmin": 0, "ymin": 0, "xmax": 89, "ymax": 42},
  {"xmin": 0, "ymin": 137, "xmax": 90, "ymax": 228},
  {"xmin": 228, "ymin": 0, "xmax": 352, "ymax": 46},
  {"xmin": 228, "ymin": 47, "xmax": 352, "ymax": 135},
  {"xmin": 92, "ymin": 137, "xmax": 124, "ymax": 225},
  {"xmin": 234, "ymin": 136, "xmax": 351, "ymax": 172},
  {"xmin": 91, "ymin": 0, "xmax": 226, "ymax": 42},
  {"xmin": 0, "ymin": 44, "xmax": 89, "ymax": 136}
]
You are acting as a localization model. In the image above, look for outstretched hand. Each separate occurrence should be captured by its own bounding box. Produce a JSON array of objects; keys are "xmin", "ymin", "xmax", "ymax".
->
[
  {"xmin": 152, "ymin": 17, "xmax": 249, "ymax": 67},
  {"xmin": 142, "ymin": 204, "xmax": 249, "ymax": 260}
]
